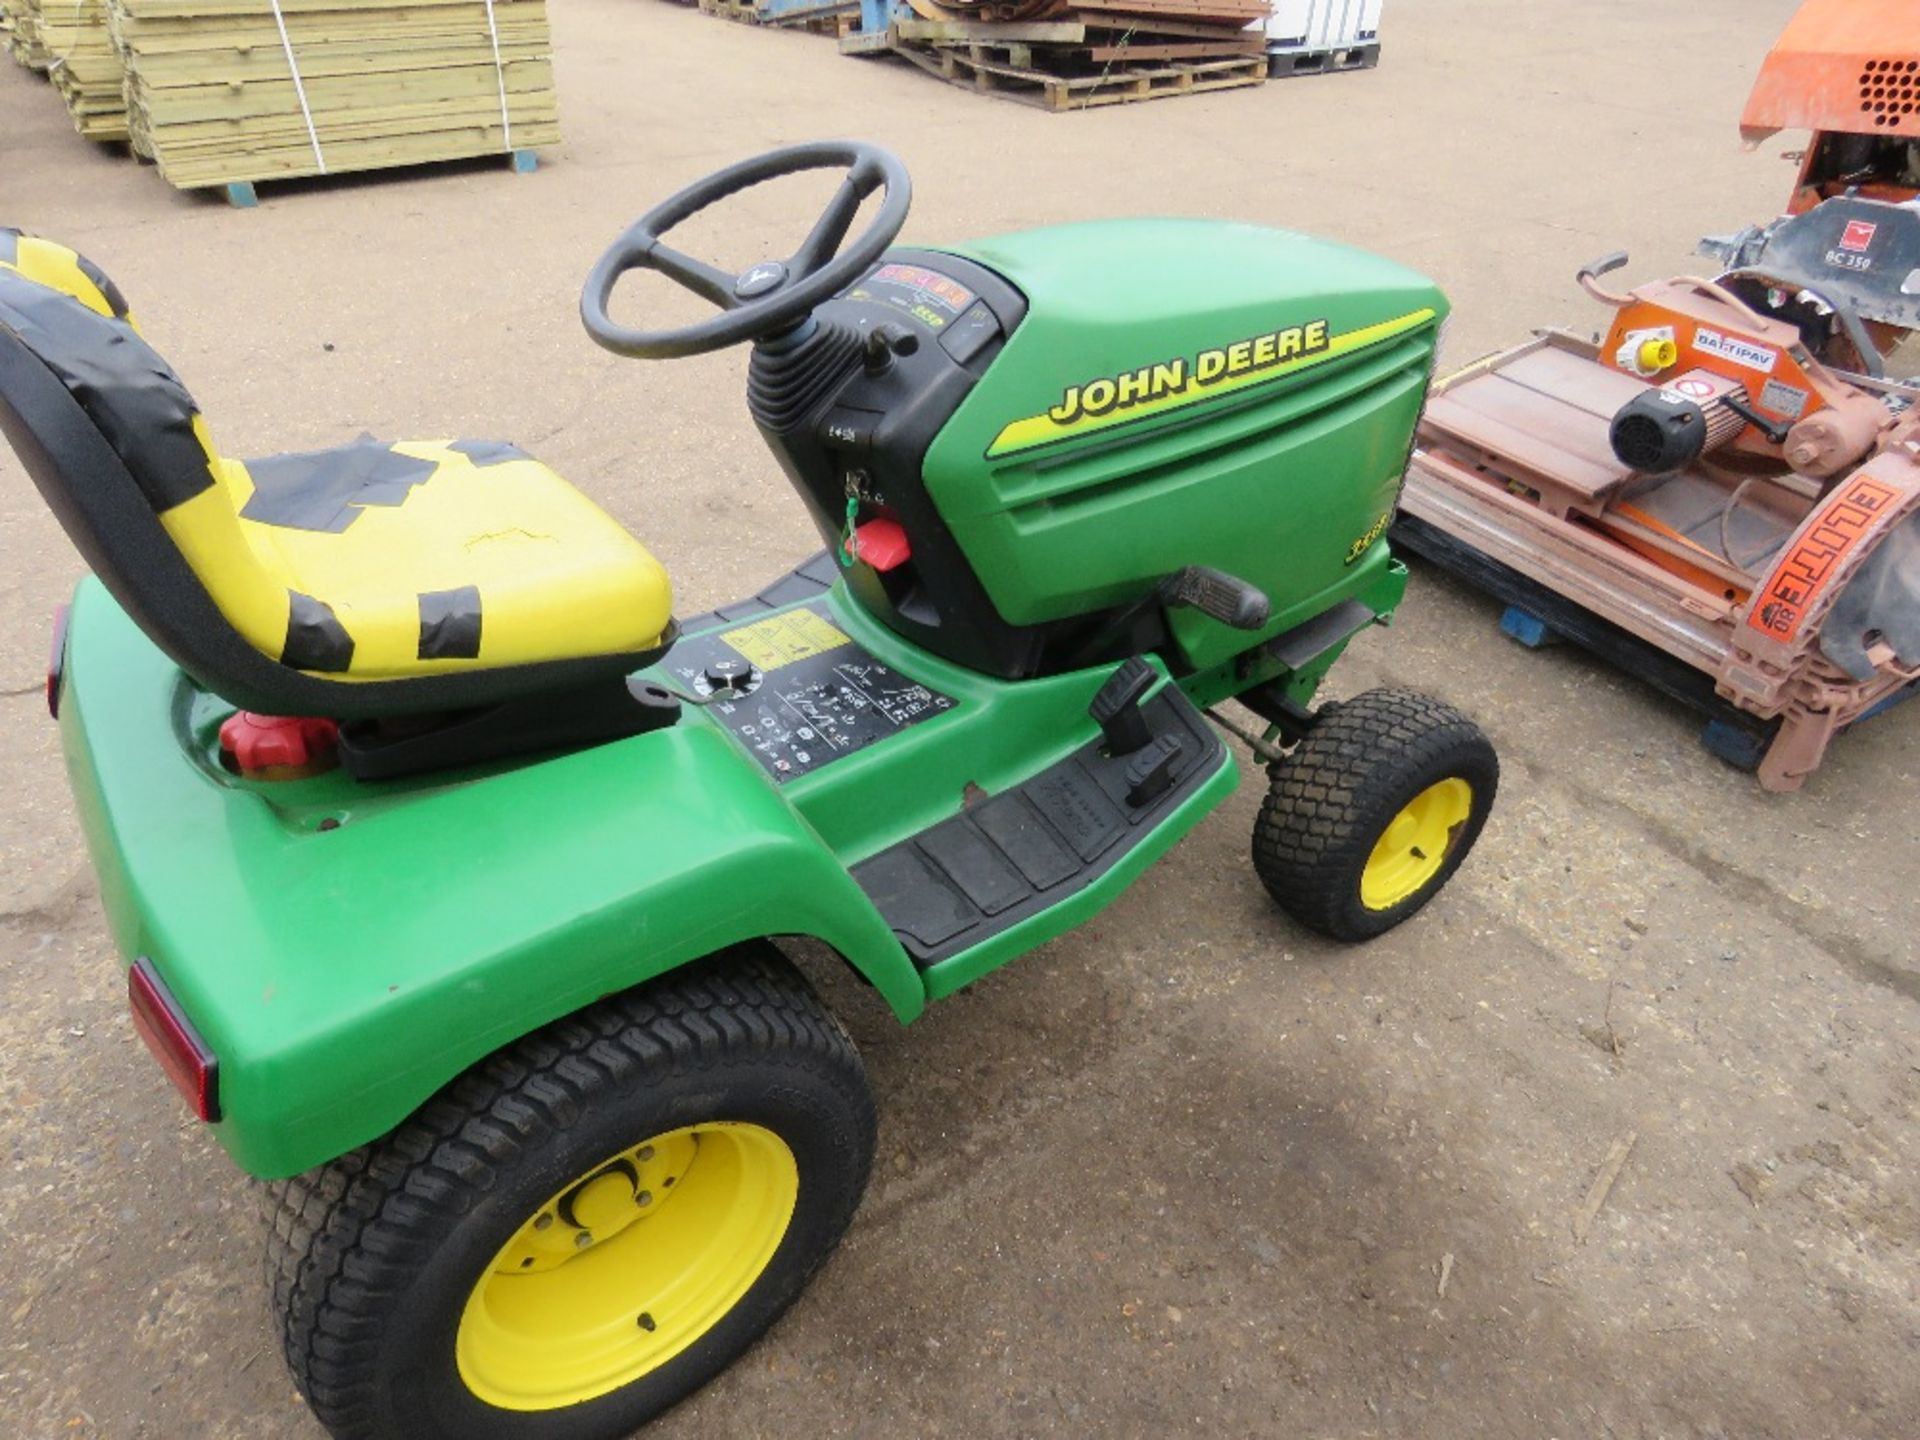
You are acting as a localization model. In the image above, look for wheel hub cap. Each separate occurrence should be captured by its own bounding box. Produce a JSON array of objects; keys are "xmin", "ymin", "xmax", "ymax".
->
[
  {"xmin": 456, "ymin": 1122, "xmax": 798, "ymax": 1411},
  {"xmin": 1359, "ymin": 777, "xmax": 1473, "ymax": 911}
]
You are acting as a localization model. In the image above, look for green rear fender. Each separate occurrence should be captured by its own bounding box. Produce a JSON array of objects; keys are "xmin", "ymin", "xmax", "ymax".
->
[{"xmin": 58, "ymin": 580, "xmax": 919, "ymax": 1179}]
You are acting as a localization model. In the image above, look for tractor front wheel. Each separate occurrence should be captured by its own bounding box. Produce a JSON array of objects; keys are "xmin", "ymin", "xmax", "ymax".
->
[
  {"xmin": 264, "ymin": 944, "xmax": 874, "ymax": 1440},
  {"xmin": 1252, "ymin": 688, "xmax": 1497, "ymax": 942}
]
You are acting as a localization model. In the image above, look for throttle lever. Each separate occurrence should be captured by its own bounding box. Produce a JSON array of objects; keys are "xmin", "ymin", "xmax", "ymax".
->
[
  {"xmin": 1157, "ymin": 566, "xmax": 1271, "ymax": 630},
  {"xmin": 863, "ymin": 322, "xmax": 920, "ymax": 375}
]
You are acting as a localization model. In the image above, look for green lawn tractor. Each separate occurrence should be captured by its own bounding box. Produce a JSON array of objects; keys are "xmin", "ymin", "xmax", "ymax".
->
[{"xmin": 0, "ymin": 143, "xmax": 1495, "ymax": 1440}]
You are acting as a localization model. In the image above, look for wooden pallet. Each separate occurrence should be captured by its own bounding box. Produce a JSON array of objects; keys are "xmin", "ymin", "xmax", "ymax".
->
[
  {"xmin": 965, "ymin": 35, "xmax": 1256, "ymax": 65},
  {"xmin": 896, "ymin": 21, "xmax": 1258, "ymax": 65},
  {"xmin": 755, "ymin": 0, "xmax": 857, "ymax": 34},
  {"xmin": 783, "ymin": 9, "xmax": 854, "ymax": 35},
  {"xmin": 1066, "ymin": 0, "xmax": 1268, "ymax": 26},
  {"xmin": 892, "ymin": 40, "xmax": 1264, "ymax": 109},
  {"xmin": 217, "ymin": 147, "xmax": 538, "ymax": 207},
  {"xmin": 839, "ymin": 25, "xmax": 888, "ymax": 55},
  {"xmin": 696, "ymin": 0, "xmax": 759, "ymax": 23}
]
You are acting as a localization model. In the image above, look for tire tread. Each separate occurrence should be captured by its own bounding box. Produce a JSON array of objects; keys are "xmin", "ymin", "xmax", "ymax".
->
[
  {"xmin": 1251, "ymin": 687, "xmax": 1496, "ymax": 941},
  {"xmin": 263, "ymin": 947, "xmax": 866, "ymax": 1439}
]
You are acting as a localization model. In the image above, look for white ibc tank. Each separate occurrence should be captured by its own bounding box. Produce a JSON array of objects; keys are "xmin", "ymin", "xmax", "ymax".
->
[{"xmin": 1264, "ymin": 0, "xmax": 1384, "ymax": 50}]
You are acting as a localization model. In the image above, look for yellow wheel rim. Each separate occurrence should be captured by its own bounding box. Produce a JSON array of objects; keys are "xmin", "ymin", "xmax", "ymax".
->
[
  {"xmin": 1359, "ymin": 777, "xmax": 1473, "ymax": 911},
  {"xmin": 456, "ymin": 1122, "xmax": 798, "ymax": 1412}
]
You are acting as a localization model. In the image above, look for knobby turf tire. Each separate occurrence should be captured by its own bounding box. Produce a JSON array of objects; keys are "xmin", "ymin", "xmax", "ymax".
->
[
  {"xmin": 1252, "ymin": 687, "xmax": 1497, "ymax": 942},
  {"xmin": 263, "ymin": 944, "xmax": 874, "ymax": 1440}
]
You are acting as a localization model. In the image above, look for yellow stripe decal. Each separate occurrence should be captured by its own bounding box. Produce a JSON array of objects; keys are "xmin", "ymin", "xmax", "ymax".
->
[{"xmin": 986, "ymin": 307, "xmax": 1437, "ymax": 460}]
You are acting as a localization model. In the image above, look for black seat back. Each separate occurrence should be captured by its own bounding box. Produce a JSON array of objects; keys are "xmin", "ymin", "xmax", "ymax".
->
[
  {"xmin": 3, "ymin": 234, "xmax": 677, "ymax": 723},
  {"xmin": 0, "ymin": 268, "xmax": 305, "ymax": 709}
]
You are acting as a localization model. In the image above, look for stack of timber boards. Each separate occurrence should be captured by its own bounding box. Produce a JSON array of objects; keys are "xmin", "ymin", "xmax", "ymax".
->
[
  {"xmin": 3, "ymin": 0, "xmax": 50, "ymax": 67},
  {"xmin": 42, "ymin": 0, "xmax": 131, "ymax": 139},
  {"xmin": 887, "ymin": 0, "xmax": 1271, "ymax": 109},
  {"xmin": 109, "ymin": 0, "xmax": 560, "ymax": 190}
]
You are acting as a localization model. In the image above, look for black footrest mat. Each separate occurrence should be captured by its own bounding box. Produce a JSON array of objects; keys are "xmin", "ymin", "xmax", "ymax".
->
[
  {"xmin": 853, "ymin": 686, "xmax": 1226, "ymax": 967},
  {"xmin": 677, "ymin": 551, "xmax": 838, "ymax": 637}
]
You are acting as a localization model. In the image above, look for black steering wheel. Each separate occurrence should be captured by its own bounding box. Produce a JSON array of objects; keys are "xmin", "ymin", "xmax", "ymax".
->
[{"xmin": 581, "ymin": 141, "xmax": 911, "ymax": 360}]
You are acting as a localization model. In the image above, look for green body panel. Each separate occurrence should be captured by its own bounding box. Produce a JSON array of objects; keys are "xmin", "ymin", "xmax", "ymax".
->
[
  {"xmin": 60, "ymin": 581, "xmax": 919, "ymax": 1177},
  {"xmin": 56, "ymin": 575, "xmax": 1242, "ymax": 1178},
  {"xmin": 750, "ymin": 592, "xmax": 1197, "ymax": 865},
  {"xmin": 926, "ymin": 220, "xmax": 1445, "ymax": 671}
]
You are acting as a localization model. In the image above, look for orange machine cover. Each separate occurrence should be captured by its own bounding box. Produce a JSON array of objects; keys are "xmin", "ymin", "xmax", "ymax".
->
[{"xmin": 1741, "ymin": 0, "xmax": 1920, "ymax": 144}]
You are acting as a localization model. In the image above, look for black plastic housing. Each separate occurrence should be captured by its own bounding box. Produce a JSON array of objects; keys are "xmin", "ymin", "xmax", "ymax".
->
[
  {"xmin": 748, "ymin": 249, "xmax": 1164, "ymax": 680},
  {"xmin": 1610, "ymin": 388, "xmax": 1708, "ymax": 474}
]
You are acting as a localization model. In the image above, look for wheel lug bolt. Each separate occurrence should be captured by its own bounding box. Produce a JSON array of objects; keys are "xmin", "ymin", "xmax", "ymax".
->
[
  {"xmin": 637, "ymin": 1146, "xmax": 655, "ymax": 1162},
  {"xmin": 533, "ymin": 1213, "xmax": 554, "ymax": 1232},
  {"xmin": 575, "ymin": 1231, "xmax": 593, "ymax": 1249},
  {"xmin": 637, "ymin": 1312, "xmax": 656, "ymax": 1332},
  {"xmin": 635, "ymin": 1190, "xmax": 652, "ymax": 1208}
]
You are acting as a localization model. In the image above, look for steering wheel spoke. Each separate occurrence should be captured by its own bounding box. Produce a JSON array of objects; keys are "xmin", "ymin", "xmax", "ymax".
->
[
  {"xmin": 648, "ymin": 242, "xmax": 743, "ymax": 311},
  {"xmin": 581, "ymin": 141, "xmax": 912, "ymax": 361},
  {"xmin": 789, "ymin": 173, "xmax": 872, "ymax": 280}
]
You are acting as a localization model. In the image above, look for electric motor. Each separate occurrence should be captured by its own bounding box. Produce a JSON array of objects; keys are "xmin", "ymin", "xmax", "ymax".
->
[{"xmin": 1609, "ymin": 370, "xmax": 1749, "ymax": 474}]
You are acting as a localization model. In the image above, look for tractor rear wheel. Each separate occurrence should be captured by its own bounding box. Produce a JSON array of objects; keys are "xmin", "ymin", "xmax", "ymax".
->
[
  {"xmin": 264, "ymin": 943, "xmax": 874, "ymax": 1440},
  {"xmin": 1252, "ymin": 688, "xmax": 1497, "ymax": 942}
]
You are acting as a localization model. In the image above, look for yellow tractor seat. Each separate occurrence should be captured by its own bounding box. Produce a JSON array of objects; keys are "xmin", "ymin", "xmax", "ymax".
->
[
  {"xmin": 216, "ymin": 437, "xmax": 672, "ymax": 680},
  {"xmin": 0, "ymin": 232, "xmax": 676, "ymax": 722}
]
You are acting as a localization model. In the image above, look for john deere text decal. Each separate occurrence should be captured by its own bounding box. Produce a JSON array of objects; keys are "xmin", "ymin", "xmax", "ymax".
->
[{"xmin": 987, "ymin": 308, "xmax": 1436, "ymax": 459}]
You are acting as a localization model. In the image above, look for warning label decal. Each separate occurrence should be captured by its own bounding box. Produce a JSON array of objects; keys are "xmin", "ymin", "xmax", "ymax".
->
[
  {"xmin": 1760, "ymin": 378, "xmax": 1810, "ymax": 419},
  {"xmin": 722, "ymin": 610, "xmax": 854, "ymax": 671}
]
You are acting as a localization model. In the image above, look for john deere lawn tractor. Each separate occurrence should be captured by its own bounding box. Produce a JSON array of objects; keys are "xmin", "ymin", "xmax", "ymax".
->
[{"xmin": 0, "ymin": 143, "xmax": 1493, "ymax": 1440}]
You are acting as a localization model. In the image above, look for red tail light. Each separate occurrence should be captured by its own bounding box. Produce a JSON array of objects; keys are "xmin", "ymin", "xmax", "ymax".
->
[
  {"xmin": 129, "ymin": 958, "xmax": 220, "ymax": 1122},
  {"xmin": 47, "ymin": 604, "xmax": 70, "ymax": 720}
]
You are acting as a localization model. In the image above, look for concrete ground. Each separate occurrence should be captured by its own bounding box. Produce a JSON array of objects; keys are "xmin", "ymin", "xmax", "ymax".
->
[{"xmin": 3, "ymin": 0, "xmax": 1917, "ymax": 1435}]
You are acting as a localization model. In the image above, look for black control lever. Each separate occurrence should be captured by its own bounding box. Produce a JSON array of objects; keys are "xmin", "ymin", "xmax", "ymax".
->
[
  {"xmin": 1157, "ymin": 566, "xmax": 1271, "ymax": 630},
  {"xmin": 864, "ymin": 322, "xmax": 919, "ymax": 375},
  {"xmin": 1089, "ymin": 657, "xmax": 1156, "ymax": 756},
  {"xmin": 1720, "ymin": 393, "xmax": 1793, "ymax": 446},
  {"xmin": 1125, "ymin": 734, "xmax": 1185, "ymax": 808},
  {"xmin": 1065, "ymin": 565, "xmax": 1271, "ymax": 671}
]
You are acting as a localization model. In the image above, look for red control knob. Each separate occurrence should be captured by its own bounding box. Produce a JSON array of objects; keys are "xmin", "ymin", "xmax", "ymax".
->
[
  {"xmin": 850, "ymin": 517, "xmax": 912, "ymax": 573},
  {"xmin": 218, "ymin": 712, "xmax": 340, "ymax": 780}
]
